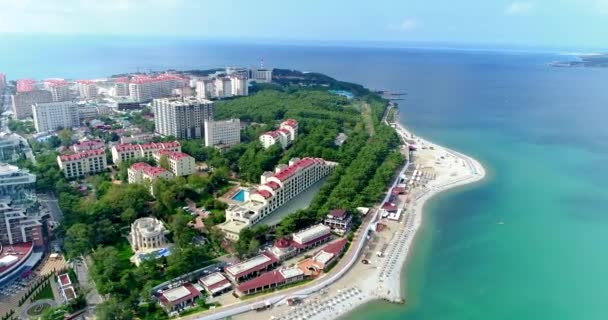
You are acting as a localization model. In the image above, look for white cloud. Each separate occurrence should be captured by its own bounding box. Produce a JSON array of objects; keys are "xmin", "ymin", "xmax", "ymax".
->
[
  {"xmin": 504, "ymin": 2, "xmax": 536, "ymax": 15},
  {"xmin": 399, "ymin": 18, "xmax": 419, "ymax": 31}
]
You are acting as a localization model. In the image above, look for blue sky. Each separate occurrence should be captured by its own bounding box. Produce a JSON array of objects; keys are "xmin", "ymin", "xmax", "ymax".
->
[{"xmin": 0, "ymin": 0, "xmax": 606, "ymax": 49}]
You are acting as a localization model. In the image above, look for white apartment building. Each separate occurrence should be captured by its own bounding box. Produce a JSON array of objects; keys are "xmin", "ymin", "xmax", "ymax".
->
[
  {"xmin": 11, "ymin": 90, "xmax": 53, "ymax": 119},
  {"xmin": 214, "ymin": 77, "xmax": 232, "ymax": 98},
  {"xmin": 195, "ymin": 79, "xmax": 215, "ymax": 99},
  {"xmin": 57, "ymin": 149, "xmax": 107, "ymax": 178},
  {"xmin": 219, "ymin": 157, "xmax": 337, "ymax": 240},
  {"xmin": 129, "ymin": 74, "xmax": 187, "ymax": 102},
  {"xmin": 130, "ymin": 217, "xmax": 168, "ymax": 252},
  {"xmin": 76, "ymin": 80, "xmax": 98, "ymax": 99},
  {"xmin": 196, "ymin": 75, "xmax": 248, "ymax": 100},
  {"xmin": 153, "ymin": 97, "xmax": 214, "ymax": 140},
  {"xmin": 251, "ymin": 69, "xmax": 273, "ymax": 83},
  {"xmin": 32, "ymin": 101, "xmax": 79, "ymax": 133},
  {"xmin": 111, "ymin": 141, "xmax": 181, "ymax": 165},
  {"xmin": 127, "ymin": 162, "xmax": 173, "ymax": 196},
  {"xmin": 153, "ymin": 150, "xmax": 195, "ymax": 177},
  {"xmin": 113, "ymin": 77, "xmax": 130, "ymax": 97},
  {"xmin": 204, "ymin": 119, "xmax": 241, "ymax": 148},
  {"xmin": 260, "ymin": 119, "xmax": 298, "ymax": 149},
  {"xmin": 230, "ymin": 75, "xmax": 248, "ymax": 96},
  {"xmin": 45, "ymin": 80, "xmax": 71, "ymax": 102}
]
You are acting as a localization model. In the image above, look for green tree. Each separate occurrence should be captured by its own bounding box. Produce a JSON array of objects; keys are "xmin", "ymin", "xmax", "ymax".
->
[{"xmin": 58, "ymin": 129, "xmax": 73, "ymax": 147}]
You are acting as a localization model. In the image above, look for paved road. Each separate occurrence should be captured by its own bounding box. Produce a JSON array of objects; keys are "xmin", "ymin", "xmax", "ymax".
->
[
  {"xmin": 37, "ymin": 194, "xmax": 63, "ymax": 222},
  {"xmin": 74, "ymin": 256, "xmax": 103, "ymax": 306},
  {"xmin": 195, "ymin": 161, "xmax": 411, "ymax": 320}
]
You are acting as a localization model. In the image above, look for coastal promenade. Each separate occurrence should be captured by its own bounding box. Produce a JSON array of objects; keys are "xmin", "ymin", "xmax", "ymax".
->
[{"xmin": 189, "ymin": 117, "xmax": 485, "ymax": 320}]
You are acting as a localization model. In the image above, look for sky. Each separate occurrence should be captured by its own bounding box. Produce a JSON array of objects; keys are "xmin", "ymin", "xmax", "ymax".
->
[{"xmin": 0, "ymin": 0, "xmax": 607, "ymax": 49}]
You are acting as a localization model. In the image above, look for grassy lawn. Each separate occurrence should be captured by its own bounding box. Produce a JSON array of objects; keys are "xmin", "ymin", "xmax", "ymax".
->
[
  {"xmin": 31, "ymin": 282, "xmax": 55, "ymax": 301},
  {"xmin": 26, "ymin": 302, "xmax": 52, "ymax": 316}
]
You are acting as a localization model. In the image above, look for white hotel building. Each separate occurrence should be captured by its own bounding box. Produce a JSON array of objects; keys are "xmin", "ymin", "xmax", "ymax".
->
[
  {"xmin": 204, "ymin": 119, "xmax": 241, "ymax": 148},
  {"xmin": 259, "ymin": 119, "xmax": 298, "ymax": 149},
  {"xmin": 152, "ymin": 150, "xmax": 195, "ymax": 177},
  {"xmin": 57, "ymin": 149, "xmax": 107, "ymax": 178},
  {"xmin": 219, "ymin": 157, "xmax": 337, "ymax": 240},
  {"xmin": 196, "ymin": 74, "xmax": 248, "ymax": 100},
  {"xmin": 130, "ymin": 217, "xmax": 168, "ymax": 252},
  {"xmin": 32, "ymin": 101, "xmax": 79, "ymax": 133},
  {"xmin": 111, "ymin": 141, "xmax": 181, "ymax": 165}
]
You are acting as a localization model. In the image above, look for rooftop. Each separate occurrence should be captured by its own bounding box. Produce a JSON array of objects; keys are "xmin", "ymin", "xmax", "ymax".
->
[
  {"xmin": 237, "ymin": 267, "xmax": 303, "ymax": 293},
  {"xmin": 59, "ymin": 149, "xmax": 105, "ymax": 161},
  {"xmin": 292, "ymin": 224, "xmax": 331, "ymax": 246},
  {"xmin": 327, "ymin": 209, "xmax": 348, "ymax": 219},
  {"xmin": 225, "ymin": 253, "xmax": 277, "ymax": 278},
  {"xmin": 159, "ymin": 283, "xmax": 199, "ymax": 305},
  {"xmin": 273, "ymin": 158, "xmax": 324, "ymax": 182}
]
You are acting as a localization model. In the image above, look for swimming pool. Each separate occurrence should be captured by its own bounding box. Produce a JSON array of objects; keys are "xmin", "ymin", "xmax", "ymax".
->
[{"xmin": 231, "ymin": 189, "xmax": 246, "ymax": 202}]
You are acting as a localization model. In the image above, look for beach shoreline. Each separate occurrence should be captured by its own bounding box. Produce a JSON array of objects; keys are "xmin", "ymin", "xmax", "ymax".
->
[{"xmin": 230, "ymin": 118, "xmax": 486, "ymax": 320}]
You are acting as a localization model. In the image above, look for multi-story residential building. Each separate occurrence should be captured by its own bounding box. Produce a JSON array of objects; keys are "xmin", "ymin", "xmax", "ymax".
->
[
  {"xmin": 153, "ymin": 97, "xmax": 214, "ymax": 140},
  {"xmin": 127, "ymin": 162, "xmax": 173, "ymax": 195},
  {"xmin": 219, "ymin": 157, "xmax": 337, "ymax": 240},
  {"xmin": 0, "ymin": 201, "xmax": 43, "ymax": 246},
  {"xmin": 153, "ymin": 150, "xmax": 195, "ymax": 177},
  {"xmin": 204, "ymin": 119, "xmax": 241, "ymax": 148},
  {"xmin": 32, "ymin": 101, "xmax": 79, "ymax": 133},
  {"xmin": 71, "ymin": 140, "xmax": 105, "ymax": 152},
  {"xmin": 0, "ymin": 133, "xmax": 26, "ymax": 162},
  {"xmin": 113, "ymin": 77, "xmax": 130, "ymax": 97},
  {"xmin": 230, "ymin": 74, "xmax": 248, "ymax": 96},
  {"xmin": 57, "ymin": 149, "xmax": 107, "ymax": 178},
  {"xmin": 129, "ymin": 74, "xmax": 187, "ymax": 102},
  {"xmin": 11, "ymin": 90, "xmax": 53, "ymax": 119},
  {"xmin": 76, "ymin": 80, "xmax": 98, "ymax": 99},
  {"xmin": 195, "ymin": 79, "xmax": 215, "ymax": 99},
  {"xmin": 110, "ymin": 141, "xmax": 180, "ymax": 164},
  {"xmin": 323, "ymin": 209, "xmax": 353, "ymax": 235},
  {"xmin": 45, "ymin": 80, "xmax": 71, "ymax": 102},
  {"xmin": 214, "ymin": 77, "xmax": 232, "ymax": 98},
  {"xmin": 251, "ymin": 68, "xmax": 273, "ymax": 83},
  {"xmin": 16, "ymin": 79, "xmax": 37, "ymax": 93},
  {"xmin": 130, "ymin": 217, "xmax": 168, "ymax": 252},
  {"xmin": 259, "ymin": 119, "xmax": 298, "ymax": 149},
  {"xmin": 0, "ymin": 73, "xmax": 6, "ymax": 91},
  {"xmin": 0, "ymin": 163, "xmax": 36, "ymax": 204}
]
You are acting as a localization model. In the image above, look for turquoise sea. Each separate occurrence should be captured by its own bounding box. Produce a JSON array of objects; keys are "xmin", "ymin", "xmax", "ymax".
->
[{"xmin": 2, "ymin": 36, "xmax": 607, "ymax": 319}]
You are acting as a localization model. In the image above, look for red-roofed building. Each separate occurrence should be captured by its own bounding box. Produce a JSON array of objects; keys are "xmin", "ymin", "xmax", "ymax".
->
[
  {"xmin": 16, "ymin": 79, "xmax": 36, "ymax": 93},
  {"xmin": 128, "ymin": 162, "xmax": 173, "ymax": 196},
  {"xmin": 44, "ymin": 79, "xmax": 70, "ymax": 102},
  {"xmin": 199, "ymin": 272, "xmax": 232, "ymax": 297},
  {"xmin": 111, "ymin": 141, "xmax": 181, "ymax": 164},
  {"xmin": 72, "ymin": 139, "xmax": 104, "ymax": 152},
  {"xmin": 220, "ymin": 158, "xmax": 337, "ymax": 240},
  {"xmin": 324, "ymin": 209, "xmax": 353, "ymax": 235},
  {"xmin": 0, "ymin": 242, "xmax": 34, "ymax": 279},
  {"xmin": 76, "ymin": 80, "xmax": 98, "ymax": 98},
  {"xmin": 128, "ymin": 73, "xmax": 187, "ymax": 102},
  {"xmin": 383, "ymin": 203, "xmax": 398, "ymax": 212},
  {"xmin": 259, "ymin": 119, "xmax": 298, "ymax": 149},
  {"xmin": 158, "ymin": 283, "xmax": 202, "ymax": 313},
  {"xmin": 224, "ymin": 252, "xmax": 278, "ymax": 283},
  {"xmin": 153, "ymin": 150, "xmax": 195, "ymax": 177},
  {"xmin": 57, "ymin": 148, "xmax": 107, "ymax": 178},
  {"xmin": 236, "ymin": 266, "xmax": 304, "ymax": 296}
]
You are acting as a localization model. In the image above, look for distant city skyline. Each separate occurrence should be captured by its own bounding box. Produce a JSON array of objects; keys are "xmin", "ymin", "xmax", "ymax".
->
[{"xmin": 0, "ymin": 0, "xmax": 607, "ymax": 50}]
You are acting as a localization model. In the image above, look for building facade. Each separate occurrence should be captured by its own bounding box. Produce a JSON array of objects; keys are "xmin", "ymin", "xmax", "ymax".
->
[
  {"xmin": 203, "ymin": 119, "xmax": 241, "ymax": 148},
  {"xmin": 11, "ymin": 90, "xmax": 53, "ymax": 119},
  {"xmin": 260, "ymin": 119, "xmax": 298, "ymax": 149},
  {"xmin": 153, "ymin": 97, "xmax": 214, "ymax": 139},
  {"xmin": 0, "ymin": 201, "xmax": 43, "ymax": 246},
  {"xmin": 0, "ymin": 133, "xmax": 26, "ymax": 162},
  {"xmin": 111, "ymin": 141, "xmax": 180, "ymax": 164},
  {"xmin": 219, "ymin": 157, "xmax": 337, "ymax": 240},
  {"xmin": 128, "ymin": 74, "xmax": 187, "ymax": 102},
  {"xmin": 128, "ymin": 162, "xmax": 173, "ymax": 195},
  {"xmin": 45, "ymin": 80, "xmax": 71, "ymax": 102},
  {"xmin": 76, "ymin": 80, "xmax": 98, "ymax": 99},
  {"xmin": 32, "ymin": 101, "xmax": 79, "ymax": 133},
  {"xmin": 113, "ymin": 77, "xmax": 130, "ymax": 97},
  {"xmin": 0, "ymin": 164, "xmax": 36, "ymax": 204},
  {"xmin": 57, "ymin": 149, "xmax": 107, "ymax": 178},
  {"xmin": 251, "ymin": 69, "xmax": 273, "ymax": 83},
  {"xmin": 323, "ymin": 209, "xmax": 353, "ymax": 235},
  {"xmin": 153, "ymin": 150, "xmax": 195, "ymax": 177},
  {"xmin": 130, "ymin": 217, "xmax": 168, "ymax": 252}
]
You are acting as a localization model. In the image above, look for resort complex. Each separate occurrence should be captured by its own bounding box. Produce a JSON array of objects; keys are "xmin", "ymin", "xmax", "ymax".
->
[{"xmin": 219, "ymin": 157, "xmax": 338, "ymax": 240}]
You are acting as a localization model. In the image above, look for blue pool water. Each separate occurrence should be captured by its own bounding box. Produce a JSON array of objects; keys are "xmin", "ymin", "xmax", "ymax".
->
[{"xmin": 232, "ymin": 189, "xmax": 246, "ymax": 202}]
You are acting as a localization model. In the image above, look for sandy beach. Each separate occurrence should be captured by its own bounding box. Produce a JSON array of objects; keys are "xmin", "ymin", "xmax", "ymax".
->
[{"xmin": 223, "ymin": 120, "xmax": 486, "ymax": 320}]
